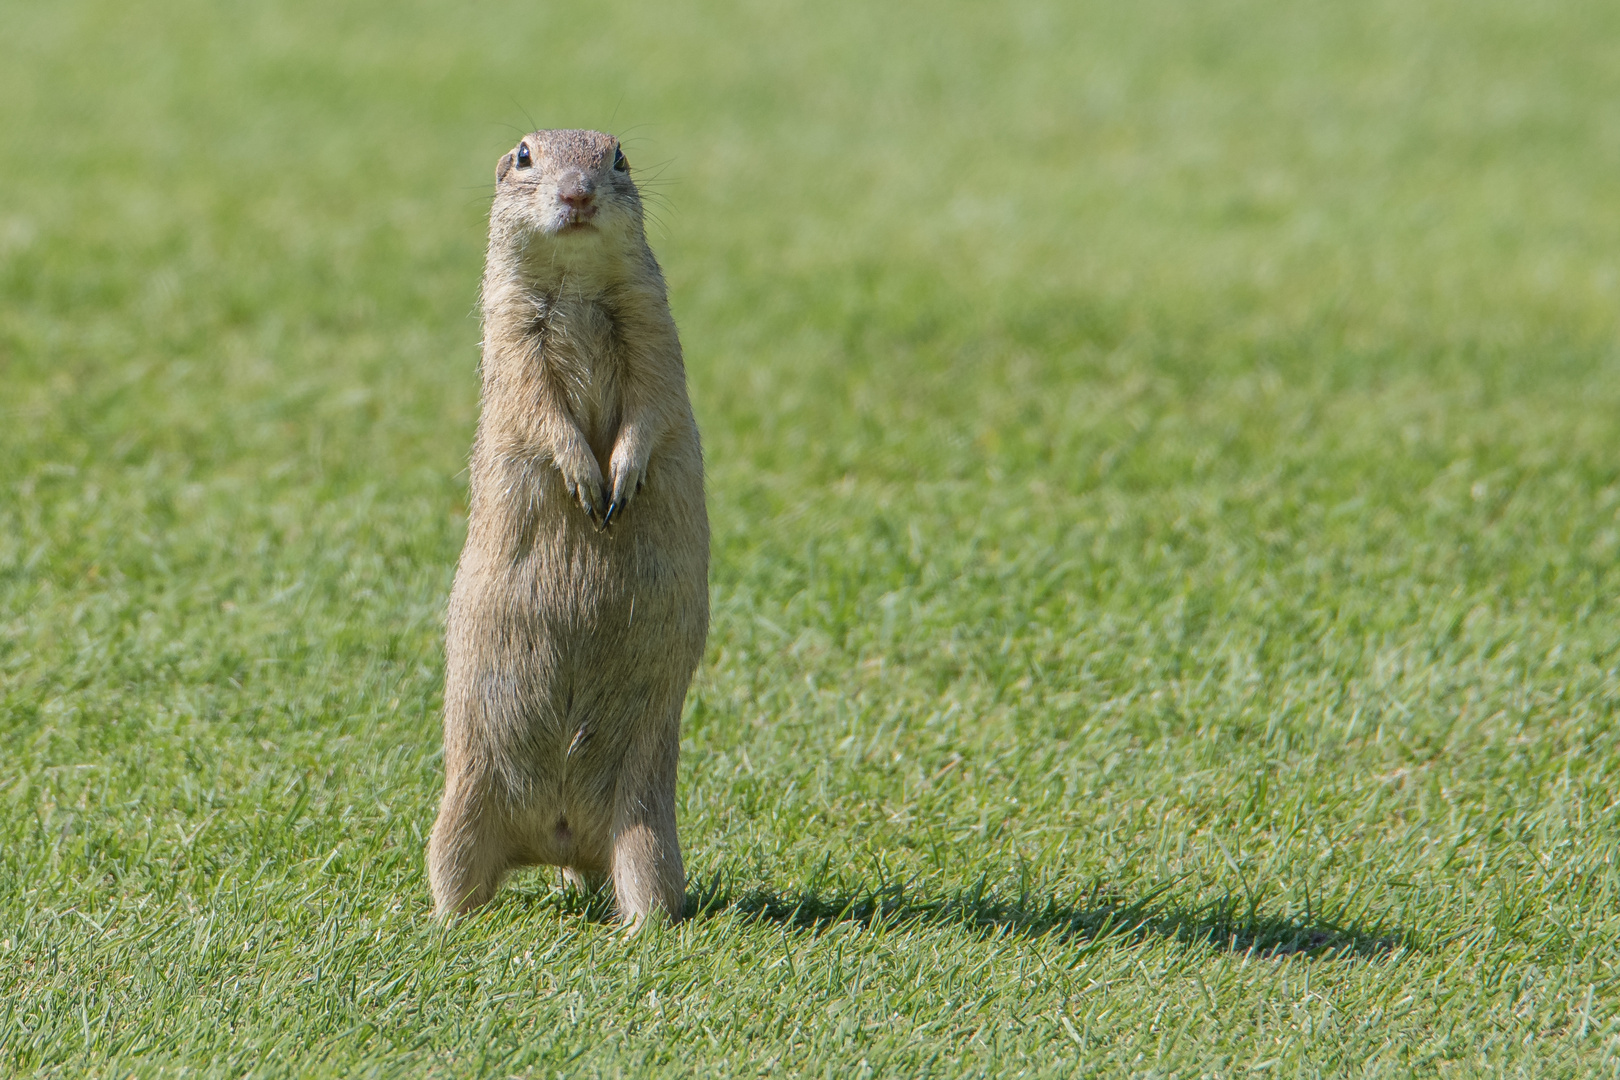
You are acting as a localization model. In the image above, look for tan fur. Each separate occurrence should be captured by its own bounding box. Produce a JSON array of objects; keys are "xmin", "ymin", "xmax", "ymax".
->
[{"xmin": 427, "ymin": 130, "xmax": 708, "ymax": 931}]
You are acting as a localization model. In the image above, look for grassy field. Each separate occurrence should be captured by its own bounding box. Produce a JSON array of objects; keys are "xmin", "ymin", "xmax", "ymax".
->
[{"xmin": 4, "ymin": 0, "xmax": 1620, "ymax": 1074}]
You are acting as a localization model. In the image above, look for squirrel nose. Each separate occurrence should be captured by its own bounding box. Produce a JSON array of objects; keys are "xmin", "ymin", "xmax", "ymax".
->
[{"xmin": 557, "ymin": 172, "xmax": 596, "ymax": 207}]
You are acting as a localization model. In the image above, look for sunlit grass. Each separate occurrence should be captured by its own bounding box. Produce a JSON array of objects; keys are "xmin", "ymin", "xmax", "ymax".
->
[{"xmin": 3, "ymin": 0, "xmax": 1619, "ymax": 1075}]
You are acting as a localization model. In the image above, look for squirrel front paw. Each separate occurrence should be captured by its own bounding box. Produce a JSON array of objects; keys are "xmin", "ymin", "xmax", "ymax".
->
[
  {"xmin": 602, "ymin": 454, "xmax": 648, "ymax": 528},
  {"xmin": 557, "ymin": 449, "xmax": 608, "ymax": 527}
]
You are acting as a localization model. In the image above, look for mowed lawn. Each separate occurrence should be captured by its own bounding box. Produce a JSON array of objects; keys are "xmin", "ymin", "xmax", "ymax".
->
[{"xmin": 4, "ymin": 0, "xmax": 1620, "ymax": 1075}]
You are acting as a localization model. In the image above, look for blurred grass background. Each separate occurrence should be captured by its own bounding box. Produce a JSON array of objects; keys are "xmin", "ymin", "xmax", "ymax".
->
[{"xmin": 3, "ymin": 0, "xmax": 1620, "ymax": 1075}]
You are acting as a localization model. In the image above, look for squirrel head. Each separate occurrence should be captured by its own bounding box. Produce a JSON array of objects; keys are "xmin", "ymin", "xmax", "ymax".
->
[{"xmin": 492, "ymin": 130, "xmax": 645, "ymax": 271}]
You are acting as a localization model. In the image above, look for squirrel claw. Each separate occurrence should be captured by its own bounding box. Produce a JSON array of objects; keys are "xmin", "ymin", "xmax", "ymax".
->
[{"xmin": 603, "ymin": 499, "xmax": 621, "ymax": 528}]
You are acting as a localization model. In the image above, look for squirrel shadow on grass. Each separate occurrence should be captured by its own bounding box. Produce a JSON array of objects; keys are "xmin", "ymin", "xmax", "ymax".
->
[{"xmin": 682, "ymin": 876, "xmax": 1408, "ymax": 961}]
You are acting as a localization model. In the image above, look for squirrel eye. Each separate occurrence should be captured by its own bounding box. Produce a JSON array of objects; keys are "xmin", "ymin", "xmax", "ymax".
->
[
  {"xmin": 613, "ymin": 146, "xmax": 628, "ymax": 172},
  {"xmin": 516, "ymin": 144, "xmax": 532, "ymax": 168}
]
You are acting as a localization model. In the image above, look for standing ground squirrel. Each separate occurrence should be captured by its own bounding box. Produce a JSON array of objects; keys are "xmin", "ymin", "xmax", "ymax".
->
[{"xmin": 427, "ymin": 130, "xmax": 709, "ymax": 930}]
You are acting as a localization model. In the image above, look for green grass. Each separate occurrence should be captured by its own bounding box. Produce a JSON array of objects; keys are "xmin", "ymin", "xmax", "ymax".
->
[{"xmin": 4, "ymin": 0, "xmax": 1620, "ymax": 1074}]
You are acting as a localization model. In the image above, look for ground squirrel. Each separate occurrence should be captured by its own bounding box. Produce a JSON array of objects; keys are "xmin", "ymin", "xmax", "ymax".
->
[{"xmin": 427, "ymin": 130, "xmax": 709, "ymax": 930}]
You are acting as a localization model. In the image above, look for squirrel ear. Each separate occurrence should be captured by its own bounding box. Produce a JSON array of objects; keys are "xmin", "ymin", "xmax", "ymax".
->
[{"xmin": 497, "ymin": 152, "xmax": 514, "ymax": 182}]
